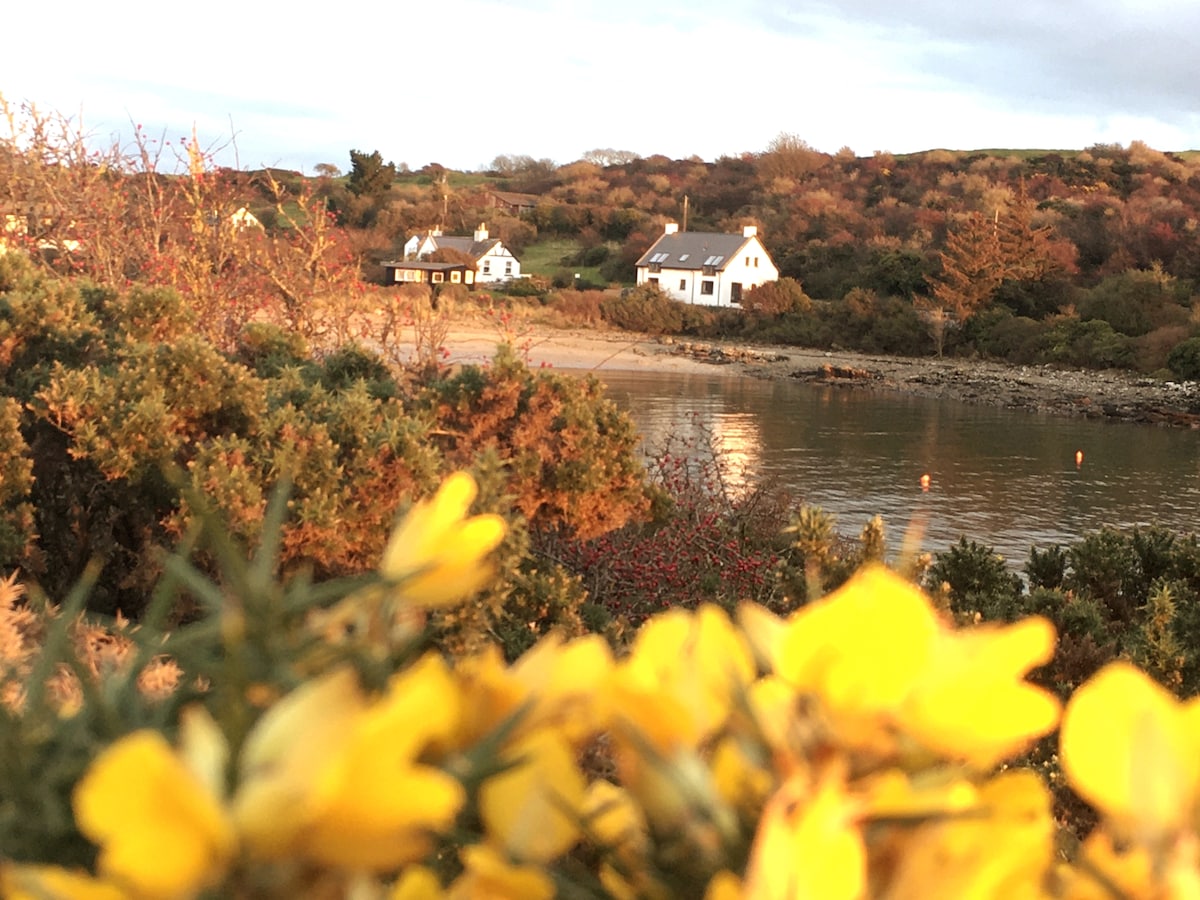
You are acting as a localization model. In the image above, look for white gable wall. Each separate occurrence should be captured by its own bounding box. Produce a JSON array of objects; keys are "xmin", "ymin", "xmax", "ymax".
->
[{"xmin": 476, "ymin": 244, "xmax": 520, "ymax": 282}]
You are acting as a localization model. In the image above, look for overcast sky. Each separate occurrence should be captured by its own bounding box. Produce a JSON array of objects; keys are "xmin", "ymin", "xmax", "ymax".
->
[{"xmin": 5, "ymin": 0, "xmax": 1200, "ymax": 174}]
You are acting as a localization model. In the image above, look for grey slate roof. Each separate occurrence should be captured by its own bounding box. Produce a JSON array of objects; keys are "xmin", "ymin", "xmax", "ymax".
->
[
  {"xmin": 426, "ymin": 235, "xmax": 501, "ymax": 260},
  {"xmin": 635, "ymin": 231, "xmax": 752, "ymax": 271}
]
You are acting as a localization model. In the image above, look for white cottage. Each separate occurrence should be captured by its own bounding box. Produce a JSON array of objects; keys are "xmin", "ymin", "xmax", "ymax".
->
[
  {"xmin": 634, "ymin": 223, "xmax": 779, "ymax": 307},
  {"xmin": 403, "ymin": 224, "xmax": 521, "ymax": 283}
]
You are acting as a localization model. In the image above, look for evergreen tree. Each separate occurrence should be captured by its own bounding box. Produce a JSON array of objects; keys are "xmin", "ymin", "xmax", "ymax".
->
[{"xmin": 347, "ymin": 149, "xmax": 396, "ymax": 199}]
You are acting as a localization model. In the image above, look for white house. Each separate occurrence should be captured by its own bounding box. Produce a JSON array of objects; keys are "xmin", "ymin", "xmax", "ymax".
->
[
  {"xmin": 403, "ymin": 224, "xmax": 521, "ymax": 283},
  {"xmin": 634, "ymin": 224, "xmax": 779, "ymax": 307}
]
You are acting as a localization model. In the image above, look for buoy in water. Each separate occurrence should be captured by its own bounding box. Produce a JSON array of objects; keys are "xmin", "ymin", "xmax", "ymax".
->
[
  {"xmin": 920, "ymin": 473, "xmax": 931, "ymax": 491},
  {"xmin": 1075, "ymin": 450, "xmax": 1084, "ymax": 468}
]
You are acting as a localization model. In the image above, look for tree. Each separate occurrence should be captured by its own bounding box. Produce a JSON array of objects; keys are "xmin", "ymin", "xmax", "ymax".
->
[
  {"xmin": 930, "ymin": 211, "xmax": 1004, "ymax": 322},
  {"xmin": 346, "ymin": 149, "xmax": 395, "ymax": 198},
  {"xmin": 581, "ymin": 148, "xmax": 641, "ymax": 167},
  {"xmin": 757, "ymin": 132, "xmax": 826, "ymax": 183}
]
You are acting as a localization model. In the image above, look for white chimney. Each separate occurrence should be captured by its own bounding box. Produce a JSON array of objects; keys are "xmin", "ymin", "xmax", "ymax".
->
[
  {"xmin": 664, "ymin": 222, "xmax": 679, "ymax": 235},
  {"xmin": 474, "ymin": 223, "xmax": 489, "ymax": 242},
  {"xmin": 742, "ymin": 225, "xmax": 758, "ymax": 238}
]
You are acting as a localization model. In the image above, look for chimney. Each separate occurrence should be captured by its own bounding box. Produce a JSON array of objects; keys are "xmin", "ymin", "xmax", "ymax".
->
[
  {"xmin": 742, "ymin": 225, "xmax": 758, "ymax": 238},
  {"xmin": 664, "ymin": 222, "xmax": 679, "ymax": 235},
  {"xmin": 474, "ymin": 223, "xmax": 489, "ymax": 242}
]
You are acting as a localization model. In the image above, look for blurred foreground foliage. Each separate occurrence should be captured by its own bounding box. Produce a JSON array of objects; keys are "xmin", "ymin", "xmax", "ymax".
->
[{"xmin": 3, "ymin": 477, "xmax": 1199, "ymax": 899}]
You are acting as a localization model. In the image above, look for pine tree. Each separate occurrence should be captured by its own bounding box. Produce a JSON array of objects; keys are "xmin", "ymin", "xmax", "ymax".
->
[{"xmin": 931, "ymin": 210, "xmax": 1003, "ymax": 322}]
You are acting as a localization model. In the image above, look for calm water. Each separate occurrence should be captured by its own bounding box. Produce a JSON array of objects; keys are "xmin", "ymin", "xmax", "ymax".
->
[{"xmin": 591, "ymin": 369, "xmax": 1200, "ymax": 564}]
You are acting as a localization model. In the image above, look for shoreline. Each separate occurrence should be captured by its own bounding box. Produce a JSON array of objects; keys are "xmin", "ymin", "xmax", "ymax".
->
[{"xmin": 435, "ymin": 323, "xmax": 1200, "ymax": 428}]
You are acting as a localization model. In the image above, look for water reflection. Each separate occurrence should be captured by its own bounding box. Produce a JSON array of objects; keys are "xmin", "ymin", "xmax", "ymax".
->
[{"xmin": 594, "ymin": 369, "xmax": 1200, "ymax": 564}]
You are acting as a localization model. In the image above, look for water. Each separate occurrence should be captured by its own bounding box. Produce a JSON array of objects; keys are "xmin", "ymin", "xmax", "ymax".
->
[{"xmin": 591, "ymin": 369, "xmax": 1200, "ymax": 564}]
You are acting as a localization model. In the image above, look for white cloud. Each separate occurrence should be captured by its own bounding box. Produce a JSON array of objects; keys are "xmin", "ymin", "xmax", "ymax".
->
[{"xmin": 3, "ymin": 0, "xmax": 1199, "ymax": 172}]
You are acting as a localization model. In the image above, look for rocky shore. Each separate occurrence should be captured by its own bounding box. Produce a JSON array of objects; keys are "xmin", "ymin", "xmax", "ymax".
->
[{"xmin": 436, "ymin": 324, "xmax": 1200, "ymax": 428}]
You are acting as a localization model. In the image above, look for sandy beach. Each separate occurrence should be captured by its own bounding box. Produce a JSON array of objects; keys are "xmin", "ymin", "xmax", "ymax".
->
[{"xmin": 435, "ymin": 323, "xmax": 1200, "ymax": 428}]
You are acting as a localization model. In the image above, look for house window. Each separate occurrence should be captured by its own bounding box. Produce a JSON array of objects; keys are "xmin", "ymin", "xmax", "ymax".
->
[
  {"xmin": 505, "ymin": 260, "xmax": 512, "ymax": 275},
  {"xmin": 482, "ymin": 261, "xmax": 491, "ymax": 274},
  {"xmin": 466, "ymin": 271, "xmax": 475, "ymax": 284},
  {"xmin": 432, "ymin": 272, "xmax": 444, "ymax": 283},
  {"xmin": 649, "ymin": 277, "xmax": 659, "ymax": 286},
  {"xmin": 701, "ymin": 280, "xmax": 714, "ymax": 295},
  {"xmin": 451, "ymin": 271, "xmax": 461, "ymax": 283},
  {"xmin": 754, "ymin": 257, "xmax": 759, "ymax": 268},
  {"xmin": 731, "ymin": 283, "xmax": 743, "ymax": 304},
  {"xmin": 702, "ymin": 265, "xmax": 716, "ymax": 276},
  {"xmin": 745, "ymin": 256, "xmax": 750, "ymax": 266},
  {"xmin": 679, "ymin": 279, "xmax": 686, "ymax": 290}
]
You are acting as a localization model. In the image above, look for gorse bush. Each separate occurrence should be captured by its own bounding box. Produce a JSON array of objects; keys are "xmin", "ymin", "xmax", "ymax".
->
[
  {"xmin": 4, "ymin": 474, "xmax": 1199, "ymax": 899},
  {"xmin": 0, "ymin": 258, "xmax": 652, "ymax": 632}
]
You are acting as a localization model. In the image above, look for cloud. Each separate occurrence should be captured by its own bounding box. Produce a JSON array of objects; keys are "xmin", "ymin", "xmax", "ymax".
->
[{"xmin": 3, "ymin": 0, "xmax": 1199, "ymax": 172}]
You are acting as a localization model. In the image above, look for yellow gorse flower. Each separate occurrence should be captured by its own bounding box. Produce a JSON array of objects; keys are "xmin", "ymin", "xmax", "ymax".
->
[
  {"xmin": 233, "ymin": 656, "xmax": 465, "ymax": 871},
  {"xmin": 380, "ymin": 470, "xmax": 507, "ymax": 608},
  {"xmin": 72, "ymin": 720, "xmax": 235, "ymax": 900},
  {"xmin": 744, "ymin": 565, "xmax": 1060, "ymax": 766},
  {"xmin": 1061, "ymin": 661, "xmax": 1200, "ymax": 842}
]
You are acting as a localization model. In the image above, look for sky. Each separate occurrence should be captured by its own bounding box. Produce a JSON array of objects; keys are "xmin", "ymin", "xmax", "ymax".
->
[{"xmin": 5, "ymin": 0, "xmax": 1200, "ymax": 174}]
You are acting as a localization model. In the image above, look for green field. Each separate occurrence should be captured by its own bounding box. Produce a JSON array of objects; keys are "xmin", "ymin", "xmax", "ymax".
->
[{"xmin": 520, "ymin": 238, "xmax": 609, "ymax": 285}]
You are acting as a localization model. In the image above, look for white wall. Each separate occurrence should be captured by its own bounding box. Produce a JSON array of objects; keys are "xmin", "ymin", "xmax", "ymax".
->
[{"xmin": 476, "ymin": 245, "xmax": 520, "ymax": 282}]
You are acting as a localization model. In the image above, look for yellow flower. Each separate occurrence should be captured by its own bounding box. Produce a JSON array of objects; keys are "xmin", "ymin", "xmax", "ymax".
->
[
  {"xmin": 234, "ymin": 656, "xmax": 465, "ymax": 871},
  {"xmin": 1061, "ymin": 661, "xmax": 1200, "ymax": 842},
  {"xmin": 448, "ymin": 844, "xmax": 555, "ymax": 900},
  {"xmin": 582, "ymin": 779, "xmax": 649, "ymax": 866},
  {"xmin": 457, "ymin": 633, "xmax": 613, "ymax": 746},
  {"xmin": 380, "ymin": 471, "xmax": 506, "ymax": 608},
  {"xmin": 610, "ymin": 604, "xmax": 755, "ymax": 751},
  {"xmin": 879, "ymin": 769, "xmax": 1055, "ymax": 899},
  {"xmin": 0, "ymin": 865, "xmax": 127, "ymax": 900},
  {"xmin": 772, "ymin": 566, "xmax": 939, "ymax": 718},
  {"xmin": 390, "ymin": 866, "xmax": 446, "ymax": 900},
  {"xmin": 743, "ymin": 768, "xmax": 865, "ymax": 900},
  {"xmin": 900, "ymin": 617, "xmax": 1060, "ymax": 768},
  {"xmin": 748, "ymin": 566, "xmax": 1059, "ymax": 765},
  {"xmin": 479, "ymin": 726, "xmax": 587, "ymax": 863},
  {"xmin": 72, "ymin": 724, "xmax": 235, "ymax": 900},
  {"xmin": 711, "ymin": 735, "xmax": 774, "ymax": 815}
]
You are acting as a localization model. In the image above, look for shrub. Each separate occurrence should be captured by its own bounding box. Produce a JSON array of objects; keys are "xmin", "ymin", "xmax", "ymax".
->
[
  {"xmin": 741, "ymin": 277, "xmax": 811, "ymax": 317},
  {"xmin": 924, "ymin": 537, "xmax": 1023, "ymax": 619},
  {"xmin": 1132, "ymin": 323, "xmax": 1190, "ymax": 373},
  {"xmin": 1037, "ymin": 317, "xmax": 1134, "ymax": 369},
  {"xmin": 1167, "ymin": 335, "xmax": 1200, "ymax": 380},
  {"xmin": 599, "ymin": 283, "xmax": 684, "ymax": 334},
  {"xmin": 495, "ymin": 276, "xmax": 549, "ymax": 299},
  {"xmin": 548, "ymin": 289, "xmax": 605, "ymax": 326},
  {"xmin": 423, "ymin": 345, "xmax": 653, "ymax": 541}
]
